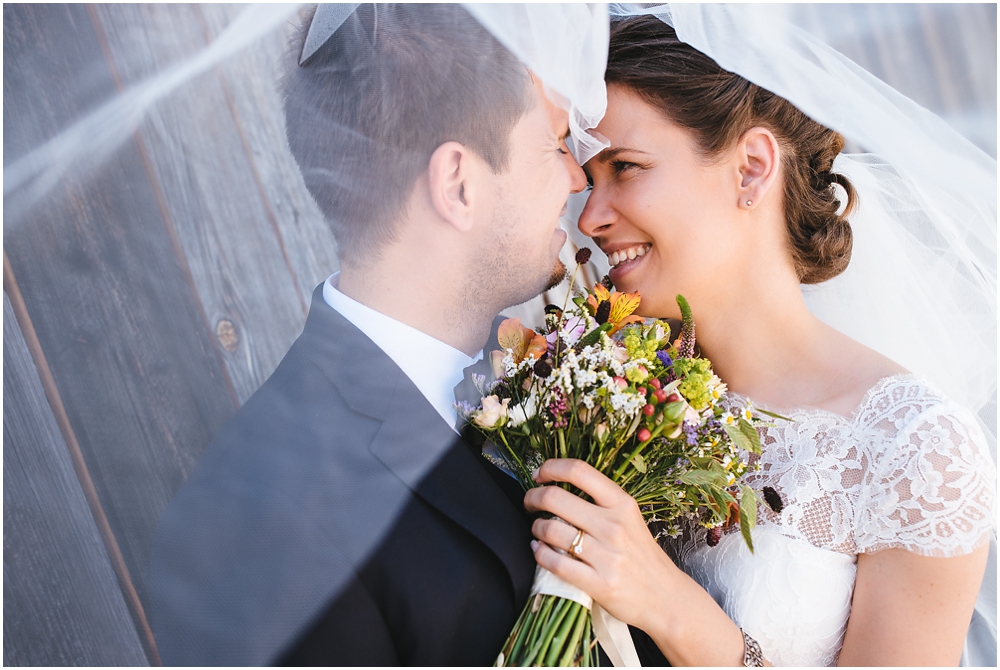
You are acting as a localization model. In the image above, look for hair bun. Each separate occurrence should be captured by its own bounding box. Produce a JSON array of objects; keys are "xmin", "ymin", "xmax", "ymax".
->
[{"xmin": 795, "ymin": 171, "xmax": 858, "ymax": 284}]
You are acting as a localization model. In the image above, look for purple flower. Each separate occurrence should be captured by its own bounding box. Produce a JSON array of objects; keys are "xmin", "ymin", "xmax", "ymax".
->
[
  {"xmin": 657, "ymin": 350, "xmax": 673, "ymax": 367},
  {"xmin": 682, "ymin": 421, "xmax": 699, "ymax": 446},
  {"xmin": 546, "ymin": 315, "xmax": 587, "ymax": 350}
]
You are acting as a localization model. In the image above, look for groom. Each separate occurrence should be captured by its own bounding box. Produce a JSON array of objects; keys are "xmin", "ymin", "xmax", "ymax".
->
[{"xmin": 150, "ymin": 4, "xmax": 587, "ymax": 665}]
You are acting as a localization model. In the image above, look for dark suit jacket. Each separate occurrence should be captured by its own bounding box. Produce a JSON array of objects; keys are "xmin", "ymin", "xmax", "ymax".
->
[{"xmin": 150, "ymin": 284, "xmax": 536, "ymax": 665}]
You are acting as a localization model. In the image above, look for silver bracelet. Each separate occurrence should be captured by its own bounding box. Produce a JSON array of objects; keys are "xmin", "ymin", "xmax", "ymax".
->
[{"xmin": 742, "ymin": 629, "xmax": 764, "ymax": 667}]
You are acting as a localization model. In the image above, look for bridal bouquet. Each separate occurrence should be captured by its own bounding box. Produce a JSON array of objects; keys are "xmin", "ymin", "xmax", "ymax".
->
[{"xmin": 460, "ymin": 250, "xmax": 769, "ymax": 667}]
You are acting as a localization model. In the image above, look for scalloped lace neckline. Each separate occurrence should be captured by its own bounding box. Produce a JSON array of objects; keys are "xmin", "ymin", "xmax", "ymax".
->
[{"xmin": 727, "ymin": 373, "xmax": 920, "ymax": 426}]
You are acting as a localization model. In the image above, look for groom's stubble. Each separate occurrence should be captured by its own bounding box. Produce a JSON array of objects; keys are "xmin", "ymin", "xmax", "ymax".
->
[{"xmin": 458, "ymin": 180, "xmax": 566, "ymax": 324}]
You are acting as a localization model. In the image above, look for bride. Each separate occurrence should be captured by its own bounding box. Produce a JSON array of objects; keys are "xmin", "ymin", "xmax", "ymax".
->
[{"xmin": 523, "ymin": 13, "xmax": 995, "ymax": 666}]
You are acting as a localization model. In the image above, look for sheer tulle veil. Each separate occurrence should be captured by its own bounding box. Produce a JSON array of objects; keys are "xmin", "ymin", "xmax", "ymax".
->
[{"xmin": 604, "ymin": 4, "xmax": 996, "ymax": 665}]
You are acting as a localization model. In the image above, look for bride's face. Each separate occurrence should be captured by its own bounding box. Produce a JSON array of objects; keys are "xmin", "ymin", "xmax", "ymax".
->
[{"xmin": 578, "ymin": 85, "xmax": 746, "ymax": 319}]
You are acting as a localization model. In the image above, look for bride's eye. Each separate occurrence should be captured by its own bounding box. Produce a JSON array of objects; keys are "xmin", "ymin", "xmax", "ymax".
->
[{"xmin": 610, "ymin": 160, "xmax": 639, "ymax": 176}]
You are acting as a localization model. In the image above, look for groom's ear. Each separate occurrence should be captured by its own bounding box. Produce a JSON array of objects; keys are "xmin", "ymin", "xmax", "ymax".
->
[{"xmin": 427, "ymin": 141, "xmax": 477, "ymax": 233}]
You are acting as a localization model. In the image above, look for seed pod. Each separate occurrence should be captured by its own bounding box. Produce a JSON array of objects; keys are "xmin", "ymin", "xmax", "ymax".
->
[
  {"xmin": 575, "ymin": 247, "xmax": 592, "ymax": 265},
  {"xmin": 762, "ymin": 486, "xmax": 784, "ymax": 513},
  {"xmin": 595, "ymin": 300, "xmax": 611, "ymax": 324},
  {"xmin": 533, "ymin": 359, "xmax": 553, "ymax": 379}
]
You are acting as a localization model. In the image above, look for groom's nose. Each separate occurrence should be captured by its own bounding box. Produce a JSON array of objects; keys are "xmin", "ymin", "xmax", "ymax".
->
[{"xmin": 566, "ymin": 156, "xmax": 587, "ymax": 194}]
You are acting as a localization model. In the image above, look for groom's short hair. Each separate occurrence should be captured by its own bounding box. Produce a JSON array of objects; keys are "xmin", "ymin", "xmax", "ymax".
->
[{"xmin": 283, "ymin": 4, "xmax": 533, "ymax": 263}]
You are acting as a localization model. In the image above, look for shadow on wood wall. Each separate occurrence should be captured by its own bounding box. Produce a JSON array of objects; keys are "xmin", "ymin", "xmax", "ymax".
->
[{"xmin": 3, "ymin": 3, "xmax": 995, "ymax": 666}]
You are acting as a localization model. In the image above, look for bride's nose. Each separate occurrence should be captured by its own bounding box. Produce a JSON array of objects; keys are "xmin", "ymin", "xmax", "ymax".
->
[{"xmin": 577, "ymin": 186, "xmax": 616, "ymax": 238}]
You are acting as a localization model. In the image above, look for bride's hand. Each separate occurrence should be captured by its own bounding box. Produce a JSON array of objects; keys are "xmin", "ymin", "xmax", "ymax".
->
[{"xmin": 522, "ymin": 458, "xmax": 681, "ymax": 634}]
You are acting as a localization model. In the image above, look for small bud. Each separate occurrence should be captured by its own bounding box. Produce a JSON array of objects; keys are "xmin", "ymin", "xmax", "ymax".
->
[
  {"xmin": 637, "ymin": 428, "xmax": 652, "ymax": 442},
  {"xmin": 654, "ymin": 389, "xmax": 668, "ymax": 404},
  {"xmin": 636, "ymin": 387, "xmax": 648, "ymax": 397},
  {"xmin": 595, "ymin": 300, "xmax": 611, "ymax": 325},
  {"xmin": 649, "ymin": 378, "xmax": 662, "ymax": 390},
  {"xmin": 600, "ymin": 274, "xmax": 614, "ymax": 290},
  {"xmin": 707, "ymin": 526, "xmax": 722, "ymax": 547},
  {"xmin": 642, "ymin": 404, "xmax": 655, "ymax": 417},
  {"xmin": 666, "ymin": 393, "xmax": 680, "ymax": 403},
  {"xmin": 613, "ymin": 376, "xmax": 628, "ymax": 389},
  {"xmin": 575, "ymin": 247, "xmax": 592, "ymax": 265},
  {"xmin": 533, "ymin": 359, "xmax": 553, "ymax": 378}
]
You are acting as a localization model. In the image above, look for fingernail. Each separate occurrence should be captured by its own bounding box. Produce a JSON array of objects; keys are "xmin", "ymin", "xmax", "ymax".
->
[
  {"xmin": 531, "ymin": 467, "xmax": 540, "ymax": 481},
  {"xmin": 530, "ymin": 540, "xmax": 539, "ymax": 552}
]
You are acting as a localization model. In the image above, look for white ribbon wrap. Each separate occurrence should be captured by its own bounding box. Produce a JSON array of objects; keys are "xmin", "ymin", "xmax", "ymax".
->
[{"xmin": 529, "ymin": 566, "xmax": 642, "ymax": 667}]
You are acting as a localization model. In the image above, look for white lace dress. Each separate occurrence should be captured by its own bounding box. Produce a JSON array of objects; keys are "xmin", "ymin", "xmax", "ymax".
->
[{"xmin": 669, "ymin": 375, "xmax": 996, "ymax": 666}]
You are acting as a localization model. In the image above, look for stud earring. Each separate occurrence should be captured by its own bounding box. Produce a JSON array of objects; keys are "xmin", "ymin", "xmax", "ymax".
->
[{"xmin": 746, "ymin": 200, "xmax": 753, "ymax": 207}]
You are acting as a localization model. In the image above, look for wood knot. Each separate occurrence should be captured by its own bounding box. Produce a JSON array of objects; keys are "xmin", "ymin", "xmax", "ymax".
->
[{"xmin": 215, "ymin": 319, "xmax": 239, "ymax": 353}]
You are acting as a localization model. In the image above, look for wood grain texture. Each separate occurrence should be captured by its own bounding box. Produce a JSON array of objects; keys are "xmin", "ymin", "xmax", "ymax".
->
[
  {"xmin": 197, "ymin": 4, "xmax": 340, "ymax": 305},
  {"xmin": 3, "ymin": 3, "xmax": 237, "ymax": 614},
  {"xmin": 3, "ymin": 292, "xmax": 149, "ymax": 667},
  {"xmin": 91, "ymin": 3, "xmax": 335, "ymax": 403}
]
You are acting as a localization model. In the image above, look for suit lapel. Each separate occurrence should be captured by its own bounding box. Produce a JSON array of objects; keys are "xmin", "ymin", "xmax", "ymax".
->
[
  {"xmin": 367, "ymin": 370, "xmax": 534, "ymax": 603},
  {"xmin": 300, "ymin": 284, "xmax": 533, "ymax": 602}
]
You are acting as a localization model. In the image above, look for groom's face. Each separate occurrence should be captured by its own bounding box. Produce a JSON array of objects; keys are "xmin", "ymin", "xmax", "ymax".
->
[{"xmin": 483, "ymin": 77, "xmax": 588, "ymax": 307}]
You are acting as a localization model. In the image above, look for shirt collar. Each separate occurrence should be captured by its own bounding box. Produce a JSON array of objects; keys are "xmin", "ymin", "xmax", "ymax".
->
[{"xmin": 322, "ymin": 273, "xmax": 481, "ymax": 432}]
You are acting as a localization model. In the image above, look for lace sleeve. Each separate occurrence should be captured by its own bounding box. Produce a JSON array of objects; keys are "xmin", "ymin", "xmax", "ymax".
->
[{"xmin": 854, "ymin": 401, "xmax": 996, "ymax": 558}]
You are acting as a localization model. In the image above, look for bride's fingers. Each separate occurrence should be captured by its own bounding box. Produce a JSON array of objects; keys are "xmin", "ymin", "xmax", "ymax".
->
[
  {"xmin": 534, "ymin": 459, "xmax": 631, "ymax": 508},
  {"xmin": 531, "ymin": 517, "xmax": 603, "ymax": 565},
  {"xmin": 524, "ymin": 482, "xmax": 603, "ymax": 526},
  {"xmin": 531, "ymin": 540, "xmax": 602, "ymax": 597}
]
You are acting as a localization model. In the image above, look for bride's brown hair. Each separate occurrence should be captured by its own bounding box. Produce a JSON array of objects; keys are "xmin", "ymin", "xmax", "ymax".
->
[{"xmin": 607, "ymin": 16, "xmax": 858, "ymax": 284}]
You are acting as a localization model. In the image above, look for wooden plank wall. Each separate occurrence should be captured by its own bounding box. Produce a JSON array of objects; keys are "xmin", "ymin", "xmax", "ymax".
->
[
  {"xmin": 2, "ymin": 4, "xmax": 995, "ymax": 666},
  {"xmin": 3, "ymin": 3, "xmax": 333, "ymax": 665}
]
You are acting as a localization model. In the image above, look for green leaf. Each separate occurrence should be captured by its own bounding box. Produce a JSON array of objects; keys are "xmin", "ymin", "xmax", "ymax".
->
[
  {"xmin": 724, "ymin": 423, "xmax": 753, "ymax": 452},
  {"xmin": 679, "ymin": 469, "xmax": 727, "ymax": 488},
  {"xmin": 737, "ymin": 418, "xmax": 762, "ymax": 454},
  {"xmin": 577, "ymin": 322, "xmax": 613, "ymax": 348},
  {"xmin": 631, "ymin": 453, "xmax": 648, "ymax": 473},
  {"xmin": 754, "ymin": 407, "xmax": 795, "ymax": 422},
  {"xmin": 739, "ymin": 485, "xmax": 758, "ymax": 553}
]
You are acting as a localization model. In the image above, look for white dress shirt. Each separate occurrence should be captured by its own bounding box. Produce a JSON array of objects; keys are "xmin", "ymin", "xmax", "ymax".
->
[{"xmin": 323, "ymin": 273, "xmax": 481, "ymax": 433}]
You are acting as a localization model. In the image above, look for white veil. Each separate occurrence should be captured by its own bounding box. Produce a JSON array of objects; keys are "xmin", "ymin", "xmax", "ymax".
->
[{"xmin": 608, "ymin": 4, "xmax": 997, "ymax": 665}]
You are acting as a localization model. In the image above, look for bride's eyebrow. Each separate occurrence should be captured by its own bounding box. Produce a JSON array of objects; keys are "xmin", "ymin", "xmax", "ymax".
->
[{"xmin": 597, "ymin": 147, "xmax": 651, "ymax": 162}]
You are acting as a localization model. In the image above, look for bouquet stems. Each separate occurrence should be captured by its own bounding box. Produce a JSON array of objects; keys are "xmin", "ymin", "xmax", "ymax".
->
[{"xmin": 497, "ymin": 595, "xmax": 596, "ymax": 667}]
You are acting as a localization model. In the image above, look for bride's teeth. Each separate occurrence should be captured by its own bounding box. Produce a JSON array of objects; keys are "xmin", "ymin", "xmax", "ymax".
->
[
  {"xmin": 636, "ymin": 246, "xmax": 646, "ymax": 257},
  {"xmin": 626, "ymin": 248, "xmax": 637, "ymax": 261}
]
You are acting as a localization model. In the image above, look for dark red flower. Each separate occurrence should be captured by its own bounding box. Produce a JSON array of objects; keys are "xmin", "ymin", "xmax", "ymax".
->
[{"xmin": 575, "ymin": 247, "xmax": 592, "ymax": 265}]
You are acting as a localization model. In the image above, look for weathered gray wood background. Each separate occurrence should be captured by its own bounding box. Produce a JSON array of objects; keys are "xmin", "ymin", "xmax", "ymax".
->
[{"xmin": 3, "ymin": 4, "xmax": 996, "ymax": 665}]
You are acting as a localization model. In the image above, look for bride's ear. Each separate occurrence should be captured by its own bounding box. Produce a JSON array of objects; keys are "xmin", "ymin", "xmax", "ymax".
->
[
  {"xmin": 427, "ymin": 141, "xmax": 477, "ymax": 232},
  {"xmin": 736, "ymin": 127, "xmax": 780, "ymax": 210}
]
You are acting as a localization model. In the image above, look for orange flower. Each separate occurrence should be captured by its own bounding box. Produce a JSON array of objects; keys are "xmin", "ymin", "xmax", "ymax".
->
[
  {"xmin": 585, "ymin": 284, "xmax": 643, "ymax": 334},
  {"xmin": 491, "ymin": 318, "xmax": 547, "ymax": 378}
]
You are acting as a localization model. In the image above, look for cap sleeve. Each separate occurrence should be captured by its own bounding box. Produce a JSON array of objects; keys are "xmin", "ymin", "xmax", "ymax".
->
[{"xmin": 854, "ymin": 400, "xmax": 996, "ymax": 558}]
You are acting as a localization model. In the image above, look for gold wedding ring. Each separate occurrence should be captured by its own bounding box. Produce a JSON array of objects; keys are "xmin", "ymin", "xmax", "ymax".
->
[{"xmin": 569, "ymin": 529, "xmax": 585, "ymax": 558}]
